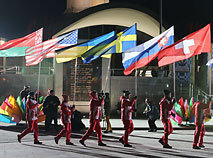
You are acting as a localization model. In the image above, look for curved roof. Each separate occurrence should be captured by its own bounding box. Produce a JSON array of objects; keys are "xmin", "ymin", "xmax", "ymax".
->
[{"xmin": 54, "ymin": 7, "xmax": 164, "ymax": 38}]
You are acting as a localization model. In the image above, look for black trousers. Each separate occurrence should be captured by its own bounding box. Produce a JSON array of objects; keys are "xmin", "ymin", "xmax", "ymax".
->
[
  {"xmin": 148, "ymin": 118, "xmax": 157, "ymax": 130},
  {"xmin": 45, "ymin": 113, "xmax": 58, "ymax": 131}
]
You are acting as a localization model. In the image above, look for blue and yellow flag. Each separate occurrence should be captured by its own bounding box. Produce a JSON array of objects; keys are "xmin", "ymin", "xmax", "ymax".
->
[
  {"xmin": 81, "ymin": 24, "xmax": 137, "ymax": 64},
  {"xmin": 56, "ymin": 31, "xmax": 115, "ymax": 63}
]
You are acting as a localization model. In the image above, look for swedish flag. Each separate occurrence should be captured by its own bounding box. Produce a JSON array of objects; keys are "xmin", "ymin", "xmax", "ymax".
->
[{"xmin": 81, "ymin": 24, "xmax": 137, "ymax": 64}]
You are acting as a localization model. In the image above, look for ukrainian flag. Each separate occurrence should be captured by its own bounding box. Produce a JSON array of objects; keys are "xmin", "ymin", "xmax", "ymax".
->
[
  {"xmin": 56, "ymin": 31, "xmax": 115, "ymax": 63},
  {"xmin": 81, "ymin": 24, "xmax": 137, "ymax": 64}
]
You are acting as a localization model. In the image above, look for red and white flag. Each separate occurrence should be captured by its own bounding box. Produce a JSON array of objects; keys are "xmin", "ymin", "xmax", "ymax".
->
[
  {"xmin": 158, "ymin": 24, "xmax": 211, "ymax": 67},
  {"xmin": 25, "ymin": 30, "xmax": 78, "ymax": 66}
]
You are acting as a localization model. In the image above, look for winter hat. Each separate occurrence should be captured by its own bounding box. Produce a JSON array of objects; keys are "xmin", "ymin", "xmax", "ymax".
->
[
  {"xmin": 28, "ymin": 91, "xmax": 35, "ymax": 97},
  {"xmin": 62, "ymin": 94, "xmax": 68, "ymax": 101},
  {"xmin": 89, "ymin": 90, "xmax": 97, "ymax": 98},
  {"xmin": 123, "ymin": 90, "xmax": 130, "ymax": 96}
]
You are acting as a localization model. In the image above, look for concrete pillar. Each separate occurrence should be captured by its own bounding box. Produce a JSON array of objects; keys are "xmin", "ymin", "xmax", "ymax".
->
[
  {"xmin": 207, "ymin": 52, "xmax": 212, "ymax": 95},
  {"xmin": 102, "ymin": 58, "xmax": 110, "ymax": 93},
  {"xmin": 54, "ymin": 59, "xmax": 63, "ymax": 101}
]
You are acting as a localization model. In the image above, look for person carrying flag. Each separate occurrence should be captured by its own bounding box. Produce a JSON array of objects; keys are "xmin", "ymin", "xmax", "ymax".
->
[
  {"xmin": 119, "ymin": 90, "xmax": 137, "ymax": 147},
  {"xmin": 158, "ymin": 90, "xmax": 175, "ymax": 148},
  {"xmin": 17, "ymin": 92, "xmax": 42, "ymax": 144},
  {"xmin": 192, "ymin": 95, "xmax": 211, "ymax": 149},
  {"xmin": 79, "ymin": 90, "xmax": 106, "ymax": 146},
  {"xmin": 54, "ymin": 94, "xmax": 75, "ymax": 145}
]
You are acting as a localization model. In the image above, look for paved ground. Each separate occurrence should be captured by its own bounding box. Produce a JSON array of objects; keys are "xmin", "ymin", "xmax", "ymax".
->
[{"xmin": 0, "ymin": 119, "xmax": 213, "ymax": 158}]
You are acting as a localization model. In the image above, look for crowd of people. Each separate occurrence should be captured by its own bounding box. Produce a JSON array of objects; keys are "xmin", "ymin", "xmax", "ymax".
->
[{"xmin": 16, "ymin": 85, "xmax": 211, "ymax": 149}]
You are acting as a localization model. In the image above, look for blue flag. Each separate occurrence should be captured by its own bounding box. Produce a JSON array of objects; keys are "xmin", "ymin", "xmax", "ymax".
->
[{"xmin": 81, "ymin": 24, "xmax": 137, "ymax": 64}]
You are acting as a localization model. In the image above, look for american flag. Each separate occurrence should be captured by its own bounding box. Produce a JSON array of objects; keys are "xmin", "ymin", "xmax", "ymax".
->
[{"xmin": 25, "ymin": 29, "xmax": 78, "ymax": 66}]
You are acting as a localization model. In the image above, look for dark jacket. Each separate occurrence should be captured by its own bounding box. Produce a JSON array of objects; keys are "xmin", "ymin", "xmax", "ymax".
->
[
  {"xmin": 43, "ymin": 95, "xmax": 60, "ymax": 115},
  {"xmin": 146, "ymin": 101, "xmax": 159, "ymax": 120},
  {"xmin": 20, "ymin": 90, "xmax": 29, "ymax": 101},
  {"xmin": 104, "ymin": 97, "xmax": 111, "ymax": 116}
]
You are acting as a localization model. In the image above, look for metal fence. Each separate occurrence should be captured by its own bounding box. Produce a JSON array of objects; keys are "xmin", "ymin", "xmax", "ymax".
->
[{"xmin": 0, "ymin": 66, "xmax": 54, "ymax": 75}]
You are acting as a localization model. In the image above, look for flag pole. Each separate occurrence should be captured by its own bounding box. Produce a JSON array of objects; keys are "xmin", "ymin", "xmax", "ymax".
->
[
  {"xmin": 135, "ymin": 69, "xmax": 138, "ymax": 117},
  {"xmin": 73, "ymin": 58, "xmax": 78, "ymax": 105},
  {"xmin": 209, "ymin": 49, "xmax": 212, "ymax": 96},
  {"xmin": 37, "ymin": 62, "xmax": 41, "ymax": 103},
  {"xmin": 173, "ymin": 63, "xmax": 176, "ymax": 98},
  {"xmin": 210, "ymin": 66, "xmax": 212, "ymax": 96}
]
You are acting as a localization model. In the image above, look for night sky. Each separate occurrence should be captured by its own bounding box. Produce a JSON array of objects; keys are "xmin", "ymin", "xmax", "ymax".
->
[
  {"xmin": 0, "ymin": 0, "xmax": 66, "ymax": 40},
  {"xmin": 0, "ymin": 0, "xmax": 213, "ymax": 41}
]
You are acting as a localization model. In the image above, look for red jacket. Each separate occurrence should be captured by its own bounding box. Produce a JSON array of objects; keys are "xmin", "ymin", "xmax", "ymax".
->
[
  {"xmin": 120, "ymin": 96, "xmax": 136, "ymax": 121},
  {"xmin": 194, "ymin": 100, "xmax": 211, "ymax": 125},
  {"xmin": 60, "ymin": 101, "xmax": 74, "ymax": 124},
  {"xmin": 26, "ymin": 98, "xmax": 39, "ymax": 121},
  {"xmin": 159, "ymin": 97, "xmax": 174, "ymax": 121},
  {"xmin": 89, "ymin": 97, "xmax": 104, "ymax": 120}
]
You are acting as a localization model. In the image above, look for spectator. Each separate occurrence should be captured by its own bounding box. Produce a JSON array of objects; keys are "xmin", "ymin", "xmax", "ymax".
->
[
  {"xmin": 43, "ymin": 90, "xmax": 60, "ymax": 131},
  {"xmin": 20, "ymin": 85, "xmax": 30, "ymax": 101},
  {"xmin": 143, "ymin": 98, "xmax": 159, "ymax": 132},
  {"xmin": 104, "ymin": 92, "xmax": 112, "ymax": 133}
]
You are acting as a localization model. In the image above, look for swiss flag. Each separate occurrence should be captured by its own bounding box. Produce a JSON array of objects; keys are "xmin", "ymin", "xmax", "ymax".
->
[{"xmin": 158, "ymin": 24, "xmax": 211, "ymax": 67}]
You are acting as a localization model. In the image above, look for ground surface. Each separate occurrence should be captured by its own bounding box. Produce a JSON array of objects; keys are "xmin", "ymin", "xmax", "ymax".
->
[{"xmin": 0, "ymin": 119, "xmax": 213, "ymax": 158}]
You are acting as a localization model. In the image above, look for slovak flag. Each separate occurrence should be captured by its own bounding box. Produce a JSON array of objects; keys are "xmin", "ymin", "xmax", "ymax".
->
[
  {"xmin": 122, "ymin": 26, "xmax": 174, "ymax": 75},
  {"xmin": 158, "ymin": 24, "xmax": 211, "ymax": 67}
]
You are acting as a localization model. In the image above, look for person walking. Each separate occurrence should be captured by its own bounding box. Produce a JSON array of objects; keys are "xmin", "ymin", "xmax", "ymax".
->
[
  {"xmin": 119, "ymin": 90, "xmax": 137, "ymax": 147},
  {"xmin": 192, "ymin": 95, "xmax": 211, "ymax": 149},
  {"xmin": 17, "ymin": 92, "xmax": 42, "ymax": 144},
  {"xmin": 79, "ymin": 90, "xmax": 106, "ymax": 146},
  {"xmin": 43, "ymin": 90, "xmax": 60, "ymax": 131},
  {"xmin": 104, "ymin": 92, "xmax": 112, "ymax": 133},
  {"xmin": 54, "ymin": 94, "xmax": 75, "ymax": 145},
  {"xmin": 143, "ymin": 98, "xmax": 159, "ymax": 132},
  {"xmin": 158, "ymin": 90, "xmax": 175, "ymax": 149}
]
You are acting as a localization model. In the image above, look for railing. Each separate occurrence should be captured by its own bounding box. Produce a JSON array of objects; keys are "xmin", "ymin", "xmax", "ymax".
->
[
  {"xmin": 0, "ymin": 66, "xmax": 54, "ymax": 75},
  {"xmin": 189, "ymin": 83, "xmax": 213, "ymax": 110}
]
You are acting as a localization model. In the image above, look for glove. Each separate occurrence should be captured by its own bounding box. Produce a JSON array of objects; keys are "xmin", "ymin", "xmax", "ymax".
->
[
  {"xmin": 172, "ymin": 98, "xmax": 176, "ymax": 104},
  {"xmin": 171, "ymin": 112, "xmax": 175, "ymax": 117},
  {"xmin": 134, "ymin": 96, "xmax": 137, "ymax": 99}
]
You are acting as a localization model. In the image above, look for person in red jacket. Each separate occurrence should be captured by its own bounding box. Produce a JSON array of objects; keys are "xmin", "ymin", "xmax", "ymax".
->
[
  {"xmin": 79, "ymin": 90, "xmax": 106, "ymax": 146},
  {"xmin": 119, "ymin": 90, "xmax": 137, "ymax": 147},
  {"xmin": 54, "ymin": 94, "xmax": 75, "ymax": 145},
  {"xmin": 158, "ymin": 90, "xmax": 175, "ymax": 148},
  {"xmin": 17, "ymin": 92, "xmax": 42, "ymax": 144},
  {"xmin": 192, "ymin": 95, "xmax": 211, "ymax": 149}
]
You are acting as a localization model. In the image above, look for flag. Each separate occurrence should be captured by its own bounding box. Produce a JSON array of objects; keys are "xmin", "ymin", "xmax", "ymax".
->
[
  {"xmin": 25, "ymin": 29, "xmax": 78, "ymax": 66},
  {"xmin": 158, "ymin": 24, "xmax": 211, "ymax": 67},
  {"xmin": 0, "ymin": 29, "xmax": 43, "ymax": 57},
  {"xmin": 122, "ymin": 26, "xmax": 174, "ymax": 75},
  {"xmin": 187, "ymin": 97, "xmax": 193, "ymax": 120},
  {"xmin": 206, "ymin": 58, "xmax": 213, "ymax": 67},
  {"xmin": 56, "ymin": 31, "xmax": 115, "ymax": 63},
  {"xmin": 82, "ymin": 24, "xmax": 137, "ymax": 64},
  {"xmin": 184, "ymin": 99, "xmax": 189, "ymax": 119},
  {"xmin": 174, "ymin": 102, "xmax": 183, "ymax": 118},
  {"xmin": 170, "ymin": 109, "xmax": 183, "ymax": 125},
  {"xmin": 178, "ymin": 97, "xmax": 185, "ymax": 119}
]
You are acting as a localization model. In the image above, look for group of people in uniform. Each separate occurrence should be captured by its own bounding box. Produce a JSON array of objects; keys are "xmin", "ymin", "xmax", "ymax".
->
[{"xmin": 17, "ymin": 85, "xmax": 211, "ymax": 149}]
